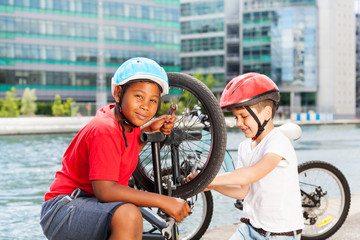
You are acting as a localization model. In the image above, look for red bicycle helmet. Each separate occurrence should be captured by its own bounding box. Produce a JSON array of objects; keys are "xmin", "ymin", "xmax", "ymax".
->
[
  {"xmin": 220, "ymin": 73, "xmax": 280, "ymax": 140},
  {"xmin": 220, "ymin": 72, "xmax": 280, "ymax": 109}
]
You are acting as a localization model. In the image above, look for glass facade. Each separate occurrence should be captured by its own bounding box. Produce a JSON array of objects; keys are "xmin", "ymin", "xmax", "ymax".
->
[
  {"xmin": 356, "ymin": 6, "xmax": 360, "ymax": 116},
  {"xmin": 181, "ymin": 37, "xmax": 223, "ymax": 52},
  {"xmin": 243, "ymin": 0, "xmax": 316, "ymax": 10},
  {"xmin": 181, "ymin": 0, "xmax": 223, "ymax": 16},
  {"xmin": 181, "ymin": 55, "xmax": 223, "ymax": 71},
  {"xmin": 241, "ymin": 3, "xmax": 317, "ymax": 88},
  {"xmin": 270, "ymin": 7, "xmax": 317, "ymax": 87},
  {"xmin": 181, "ymin": 18, "xmax": 223, "ymax": 34},
  {"xmin": 180, "ymin": 0, "xmax": 224, "ymax": 82},
  {"xmin": 0, "ymin": 0, "xmax": 180, "ymax": 101},
  {"xmin": 241, "ymin": 11, "xmax": 272, "ymax": 77},
  {"xmin": 0, "ymin": 0, "xmax": 179, "ymax": 22},
  {"xmin": 0, "ymin": 43, "xmax": 179, "ymax": 68},
  {"xmin": 0, "ymin": 16, "xmax": 179, "ymax": 46}
]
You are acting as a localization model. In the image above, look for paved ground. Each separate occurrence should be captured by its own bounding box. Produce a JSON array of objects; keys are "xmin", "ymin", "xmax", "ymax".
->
[{"xmin": 201, "ymin": 193, "xmax": 360, "ymax": 240}]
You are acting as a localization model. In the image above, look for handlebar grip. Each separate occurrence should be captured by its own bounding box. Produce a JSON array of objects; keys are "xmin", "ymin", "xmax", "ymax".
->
[{"xmin": 140, "ymin": 132, "xmax": 166, "ymax": 143}]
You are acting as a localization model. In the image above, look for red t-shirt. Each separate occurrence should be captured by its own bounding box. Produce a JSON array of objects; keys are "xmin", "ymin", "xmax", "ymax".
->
[{"xmin": 45, "ymin": 104, "xmax": 141, "ymax": 201}]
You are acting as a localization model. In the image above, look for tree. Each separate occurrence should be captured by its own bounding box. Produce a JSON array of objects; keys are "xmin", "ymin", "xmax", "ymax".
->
[
  {"xmin": 204, "ymin": 74, "xmax": 218, "ymax": 90},
  {"xmin": 20, "ymin": 88, "xmax": 37, "ymax": 116},
  {"xmin": 52, "ymin": 95, "xmax": 65, "ymax": 116},
  {"xmin": 63, "ymin": 98, "xmax": 78, "ymax": 116},
  {"xmin": 0, "ymin": 87, "xmax": 20, "ymax": 117},
  {"xmin": 192, "ymin": 72, "xmax": 218, "ymax": 90}
]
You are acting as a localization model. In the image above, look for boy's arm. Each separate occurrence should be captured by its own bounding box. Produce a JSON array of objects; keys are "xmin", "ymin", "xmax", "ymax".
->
[
  {"xmin": 92, "ymin": 180, "xmax": 190, "ymax": 222},
  {"xmin": 208, "ymin": 184, "xmax": 249, "ymax": 200},
  {"xmin": 210, "ymin": 152, "xmax": 283, "ymax": 186}
]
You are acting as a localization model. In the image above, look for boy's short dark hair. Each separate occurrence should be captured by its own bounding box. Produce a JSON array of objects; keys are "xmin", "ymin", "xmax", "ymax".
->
[
  {"xmin": 235, "ymin": 100, "xmax": 277, "ymax": 119},
  {"xmin": 252, "ymin": 99, "xmax": 278, "ymax": 118}
]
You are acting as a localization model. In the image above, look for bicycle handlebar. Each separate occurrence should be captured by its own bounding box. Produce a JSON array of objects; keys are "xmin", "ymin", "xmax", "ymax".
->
[
  {"xmin": 141, "ymin": 129, "xmax": 202, "ymax": 145},
  {"xmin": 141, "ymin": 132, "xmax": 166, "ymax": 143}
]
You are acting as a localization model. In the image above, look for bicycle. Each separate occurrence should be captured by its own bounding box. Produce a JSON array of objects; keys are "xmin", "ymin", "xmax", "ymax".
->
[
  {"xmin": 132, "ymin": 72, "xmax": 227, "ymax": 239},
  {"xmin": 133, "ymin": 72, "xmax": 351, "ymax": 240}
]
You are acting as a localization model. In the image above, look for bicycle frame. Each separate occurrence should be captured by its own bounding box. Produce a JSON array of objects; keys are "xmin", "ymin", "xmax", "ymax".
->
[{"xmin": 139, "ymin": 131, "xmax": 176, "ymax": 240}]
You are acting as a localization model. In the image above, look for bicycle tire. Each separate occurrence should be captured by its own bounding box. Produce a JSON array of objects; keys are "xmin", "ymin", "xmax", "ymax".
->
[
  {"xmin": 133, "ymin": 72, "xmax": 227, "ymax": 199},
  {"xmin": 298, "ymin": 161, "xmax": 351, "ymax": 240},
  {"xmin": 177, "ymin": 191, "xmax": 213, "ymax": 240},
  {"xmin": 135, "ymin": 166, "xmax": 214, "ymax": 240}
]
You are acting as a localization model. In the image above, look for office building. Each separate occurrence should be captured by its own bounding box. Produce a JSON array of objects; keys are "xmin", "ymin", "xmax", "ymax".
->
[
  {"xmin": 180, "ymin": 0, "xmax": 225, "ymax": 82},
  {"xmin": 181, "ymin": 0, "xmax": 356, "ymax": 119},
  {"xmin": 356, "ymin": 0, "xmax": 360, "ymax": 117},
  {"xmin": 0, "ymin": 0, "xmax": 181, "ymax": 105}
]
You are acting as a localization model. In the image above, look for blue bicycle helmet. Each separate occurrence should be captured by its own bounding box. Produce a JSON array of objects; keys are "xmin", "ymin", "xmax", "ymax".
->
[{"xmin": 111, "ymin": 57, "xmax": 169, "ymax": 97}]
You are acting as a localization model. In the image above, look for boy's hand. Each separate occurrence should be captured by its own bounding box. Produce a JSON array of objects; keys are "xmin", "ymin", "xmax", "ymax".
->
[
  {"xmin": 161, "ymin": 197, "xmax": 191, "ymax": 222},
  {"xmin": 159, "ymin": 115, "xmax": 176, "ymax": 135},
  {"xmin": 186, "ymin": 170, "xmax": 200, "ymax": 182},
  {"xmin": 186, "ymin": 171, "xmax": 214, "ymax": 191},
  {"xmin": 203, "ymin": 185, "xmax": 215, "ymax": 191},
  {"xmin": 144, "ymin": 115, "xmax": 176, "ymax": 135}
]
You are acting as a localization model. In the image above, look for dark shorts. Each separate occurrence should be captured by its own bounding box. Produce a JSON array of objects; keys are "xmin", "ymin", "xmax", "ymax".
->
[{"xmin": 40, "ymin": 188, "xmax": 127, "ymax": 240}]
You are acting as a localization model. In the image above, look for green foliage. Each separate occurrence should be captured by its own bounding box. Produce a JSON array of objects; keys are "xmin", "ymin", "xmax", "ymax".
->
[
  {"xmin": 157, "ymin": 101, "xmax": 171, "ymax": 116},
  {"xmin": 192, "ymin": 72, "xmax": 218, "ymax": 90},
  {"xmin": 157, "ymin": 73, "xmax": 220, "ymax": 117},
  {"xmin": 204, "ymin": 74, "xmax": 218, "ymax": 90},
  {"xmin": 0, "ymin": 87, "xmax": 20, "ymax": 117},
  {"xmin": 36, "ymin": 102, "xmax": 53, "ymax": 116},
  {"xmin": 63, "ymin": 98, "xmax": 75, "ymax": 116},
  {"xmin": 52, "ymin": 95, "xmax": 65, "ymax": 116},
  {"xmin": 20, "ymin": 88, "xmax": 37, "ymax": 116},
  {"xmin": 51, "ymin": 95, "xmax": 78, "ymax": 116},
  {"xmin": 192, "ymin": 72, "xmax": 205, "ymax": 83}
]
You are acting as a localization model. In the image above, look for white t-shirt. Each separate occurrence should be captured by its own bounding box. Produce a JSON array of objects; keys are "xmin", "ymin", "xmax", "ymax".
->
[{"xmin": 237, "ymin": 128, "xmax": 304, "ymax": 232}]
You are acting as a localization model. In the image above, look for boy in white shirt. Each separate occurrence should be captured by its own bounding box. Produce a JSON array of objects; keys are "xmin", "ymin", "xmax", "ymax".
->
[{"xmin": 193, "ymin": 73, "xmax": 304, "ymax": 239}]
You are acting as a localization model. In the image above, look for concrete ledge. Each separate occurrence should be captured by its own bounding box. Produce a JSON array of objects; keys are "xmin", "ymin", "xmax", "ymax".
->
[
  {"xmin": 1, "ymin": 116, "xmax": 359, "ymax": 135},
  {"xmin": 0, "ymin": 116, "xmax": 92, "ymax": 135}
]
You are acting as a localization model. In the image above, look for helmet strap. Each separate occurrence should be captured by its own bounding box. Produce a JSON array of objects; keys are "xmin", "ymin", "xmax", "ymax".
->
[
  {"xmin": 116, "ymin": 87, "xmax": 140, "ymax": 129},
  {"xmin": 115, "ymin": 101, "xmax": 139, "ymax": 129},
  {"xmin": 114, "ymin": 81, "xmax": 161, "ymax": 148},
  {"xmin": 245, "ymin": 106, "xmax": 269, "ymax": 141},
  {"xmin": 115, "ymin": 101, "xmax": 139, "ymax": 148}
]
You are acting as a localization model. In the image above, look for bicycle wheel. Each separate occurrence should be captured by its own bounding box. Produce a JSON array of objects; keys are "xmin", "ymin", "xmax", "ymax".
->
[
  {"xmin": 176, "ymin": 191, "xmax": 213, "ymax": 240},
  {"xmin": 298, "ymin": 161, "xmax": 351, "ymax": 240},
  {"xmin": 133, "ymin": 72, "xmax": 227, "ymax": 199},
  {"xmin": 141, "ymin": 191, "xmax": 213, "ymax": 240}
]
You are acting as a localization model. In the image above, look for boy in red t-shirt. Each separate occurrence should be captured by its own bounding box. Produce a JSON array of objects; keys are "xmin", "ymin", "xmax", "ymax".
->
[{"xmin": 40, "ymin": 58, "xmax": 191, "ymax": 240}]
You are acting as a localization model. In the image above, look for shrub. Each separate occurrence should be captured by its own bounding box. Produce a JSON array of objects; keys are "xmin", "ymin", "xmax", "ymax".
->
[
  {"xmin": 0, "ymin": 87, "xmax": 20, "ymax": 117},
  {"xmin": 20, "ymin": 88, "xmax": 37, "ymax": 116},
  {"xmin": 52, "ymin": 95, "xmax": 65, "ymax": 116},
  {"xmin": 36, "ymin": 102, "xmax": 53, "ymax": 116}
]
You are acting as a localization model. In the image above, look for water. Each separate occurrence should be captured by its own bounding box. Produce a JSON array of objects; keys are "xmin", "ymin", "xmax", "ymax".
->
[
  {"xmin": 0, "ymin": 124, "xmax": 360, "ymax": 239},
  {"xmin": 0, "ymin": 134, "xmax": 76, "ymax": 240}
]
